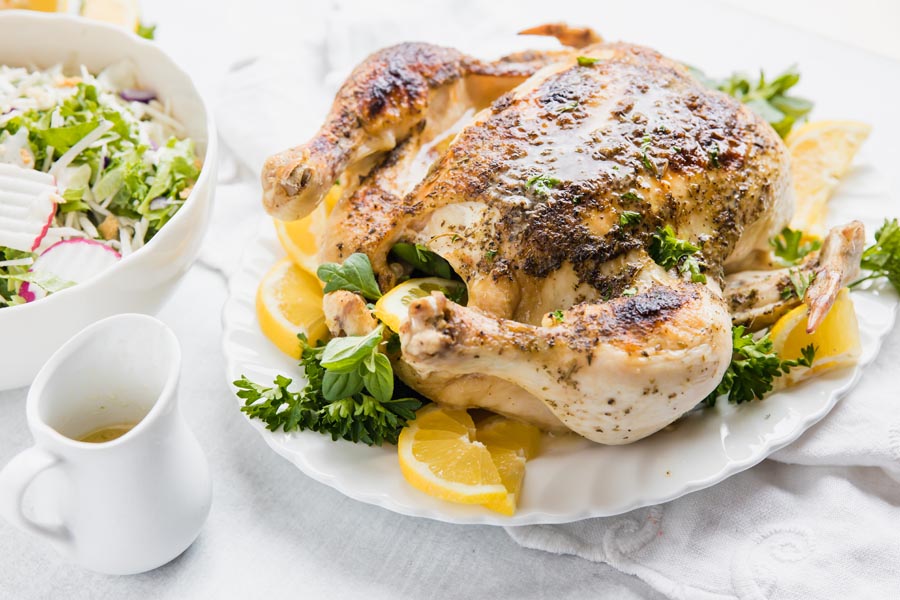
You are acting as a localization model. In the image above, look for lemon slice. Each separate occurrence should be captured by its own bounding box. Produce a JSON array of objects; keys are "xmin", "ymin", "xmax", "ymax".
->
[
  {"xmin": 398, "ymin": 405, "xmax": 507, "ymax": 506},
  {"xmin": 770, "ymin": 287, "xmax": 861, "ymax": 381},
  {"xmin": 375, "ymin": 277, "xmax": 467, "ymax": 333},
  {"xmin": 476, "ymin": 416, "xmax": 542, "ymax": 515},
  {"xmin": 0, "ymin": 0, "xmax": 64, "ymax": 11},
  {"xmin": 256, "ymin": 257, "xmax": 329, "ymax": 358},
  {"xmin": 476, "ymin": 416, "xmax": 542, "ymax": 460},
  {"xmin": 481, "ymin": 447, "xmax": 526, "ymax": 516},
  {"xmin": 273, "ymin": 185, "xmax": 340, "ymax": 277},
  {"xmin": 787, "ymin": 120, "xmax": 871, "ymax": 235},
  {"xmin": 80, "ymin": 0, "xmax": 139, "ymax": 30}
]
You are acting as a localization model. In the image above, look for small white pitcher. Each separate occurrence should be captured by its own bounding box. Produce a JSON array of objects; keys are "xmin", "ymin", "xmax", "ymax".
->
[{"xmin": 0, "ymin": 314, "xmax": 212, "ymax": 575}]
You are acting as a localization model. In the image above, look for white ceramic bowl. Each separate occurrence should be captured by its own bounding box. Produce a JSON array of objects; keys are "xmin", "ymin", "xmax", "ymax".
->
[{"xmin": 0, "ymin": 11, "xmax": 216, "ymax": 390}]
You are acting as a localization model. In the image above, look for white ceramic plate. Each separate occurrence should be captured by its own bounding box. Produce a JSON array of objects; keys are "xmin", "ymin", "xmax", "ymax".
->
[{"xmin": 222, "ymin": 212, "xmax": 897, "ymax": 526}]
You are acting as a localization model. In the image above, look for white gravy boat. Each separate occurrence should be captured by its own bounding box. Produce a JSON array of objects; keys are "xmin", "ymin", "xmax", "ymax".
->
[{"xmin": 0, "ymin": 314, "xmax": 211, "ymax": 574}]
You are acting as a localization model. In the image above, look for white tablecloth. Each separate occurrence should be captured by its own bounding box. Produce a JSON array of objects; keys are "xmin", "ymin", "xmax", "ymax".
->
[{"xmin": 2, "ymin": 1, "xmax": 899, "ymax": 598}]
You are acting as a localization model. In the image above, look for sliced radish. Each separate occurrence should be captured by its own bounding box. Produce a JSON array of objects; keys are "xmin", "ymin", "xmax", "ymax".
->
[
  {"xmin": 20, "ymin": 238, "xmax": 121, "ymax": 302},
  {"xmin": 0, "ymin": 163, "xmax": 58, "ymax": 252}
]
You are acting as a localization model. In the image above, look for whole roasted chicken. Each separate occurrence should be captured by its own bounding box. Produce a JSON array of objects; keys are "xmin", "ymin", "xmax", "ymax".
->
[{"xmin": 261, "ymin": 25, "xmax": 864, "ymax": 445}]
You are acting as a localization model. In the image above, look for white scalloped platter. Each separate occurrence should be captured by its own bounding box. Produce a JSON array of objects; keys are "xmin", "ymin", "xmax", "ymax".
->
[{"xmin": 223, "ymin": 195, "xmax": 897, "ymax": 526}]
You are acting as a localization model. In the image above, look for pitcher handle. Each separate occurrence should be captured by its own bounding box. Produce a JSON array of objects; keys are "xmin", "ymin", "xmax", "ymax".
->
[{"xmin": 0, "ymin": 447, "xmax": 70, "ymax": 543}]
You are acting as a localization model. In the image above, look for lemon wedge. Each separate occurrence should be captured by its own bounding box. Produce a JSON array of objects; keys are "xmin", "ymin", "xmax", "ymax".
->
[
  {"xmin": 273, "ymin": 185, "xmax": 341, "ymax": 277},
  {"xmin": 476, "ymin": 416, "xmax": 542, "ymax": 516},
  {"xmin": 374, "ymin": 277, "xmax": 467, "ymax": 333},
  {"xmin": 398, "ymin": 405, "xmax": 507, "ymax": 506},
  {"xmin": 770, "ymin": 288, "xmax": 861, "ymax": 381},
  {"xmin": 476, "ymin": 416, "xmax": 542, "ymax": 460},
  {"xmin": 787, "ymin": 120, "xmax": 871, "ymax": 235},
  {"xmin": 80, "ymin": 0, "xmax": 139, "ymax": 30},
  {"xmin": 0, "ymin": 0, "xmax": 63, "ymax": 11},
  {"xmin": 256, "ymin": 257, "xmax": 329, "ymax": 359}
]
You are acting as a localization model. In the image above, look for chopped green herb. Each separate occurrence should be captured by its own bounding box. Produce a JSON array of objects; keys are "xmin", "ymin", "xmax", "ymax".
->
[
  {"xmin": 485, "ymin": 249, "xmax": 498, "ymax": 261},
  {"xmin": 707, "ymin": 143, "xmax": 719, "ymax": 168},
  {"xmin": 704, "ymin": 326, "xmax": 816, "ymax": 406},
  {"xmin": 550, "ymin": 309, "xmax": 565, "ymax": 323},
  {"xmin": 640, "ymin": 135, "xmax": 656, "ymax": 174},
  {"xmin": 619, "ymin": 210, "xmax": 642, "ymax": 226},
  {"xmin": 622, "ymin": 287, "xmax": 638, "ymax": 297},
  {"xmin": 621, "ymin": 191, "xmax": 642, "ymax": 202},
  {"xmin": 577, "ymin": 56, "xmax": 600, "ymax": 66},
  {"xmin": 781, "ymin": 269, "xmax": 815, "ymax": 301},
  {"xmin": 555, "ymin": 101, "xmax": 579, "ymax": 113},
  {"xmin": 136, "ymin": 22, "xmax": 157, "ymax": 40},
  {"xmin": 526, "ymin": 173, "xmax": 560, "ymax": 196},
  {"xmin": 770, "ymin": 227, "xmax": 821, "ymax": 266},
  {"xmin": 649, "ymin": 225, "xmax": 706, "ymax": 283}
]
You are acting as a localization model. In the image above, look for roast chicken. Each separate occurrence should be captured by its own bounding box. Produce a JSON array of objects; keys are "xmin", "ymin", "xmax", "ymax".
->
[{"xmin": 261, "ymin": 25, "xmax": 864, "ymax": 444}]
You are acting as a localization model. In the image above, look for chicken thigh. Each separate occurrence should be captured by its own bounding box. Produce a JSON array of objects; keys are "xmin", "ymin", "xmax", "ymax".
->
[{"xmin": 261, "ymin": 31, "xmax": 858, "ymax": 444}]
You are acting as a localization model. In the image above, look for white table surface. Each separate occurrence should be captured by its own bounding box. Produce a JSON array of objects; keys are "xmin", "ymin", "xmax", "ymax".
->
[{"xmin": 1, "ymin": 1, "xmax": 898, "ymax": 598}]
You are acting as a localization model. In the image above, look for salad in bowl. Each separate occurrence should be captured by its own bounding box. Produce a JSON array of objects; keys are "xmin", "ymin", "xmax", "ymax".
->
[
  {"xmin": 0, "ymin": 10, "xmax": 215, "ymax": 390},
  {"xmin": 0, "ymin": 60, "xmax": 201, "ymax": 305}
]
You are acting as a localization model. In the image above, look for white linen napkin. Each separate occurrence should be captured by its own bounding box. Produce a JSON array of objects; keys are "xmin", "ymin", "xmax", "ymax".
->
[{"xmin": 211, "ymin": 2, "xmax": 900, "ymax": 598}]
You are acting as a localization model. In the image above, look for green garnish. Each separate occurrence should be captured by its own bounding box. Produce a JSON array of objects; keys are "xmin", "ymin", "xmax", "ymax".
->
[
  {"xmin": 621, "ymin": 191, "xmax": 642, "ymax": 202},
  {"xmin": 235, "ymin": 332, "xmax": 421, "ymax": 446},
  {"xmin": 704, "ymin": 326, "xmax": 816, "ymax": 406},
  {"xmin": 707, "ymin": 143, "xmax": 719, "ymax": 168},
  {"xmin": 770, "ymin": 227, "xmax": 821, "ymax": 266},
  {"xmin": 389, "ymin": 243, "xmax": 456, "ymax": 280},
  {"xmin": 317, "ymin": 253, "xmax": 382, "ymax": 301},
  {"xmin": 555, "ymin": 101, "xmax": 579, "ymax": 113},
  {"xmin": 550, "ymin": 309, "xmax": 565, "ymax": 323},
  {"xmin": 781, "ymin": 269, "xmax": 815, "ymax": 301},
  {"xmin": 485, "ymin": 249, "xmax": 498, "ymax": 261},
  {"xmin": 850, "ymin": 218, "xmax": 900, "ymax": 293},
  {"xmin": 136, "ymin": 22, "xmax": 157, "ymax": 40},
  {"xmin": 649, "ymin": 225, "xmax": 707, "ymax": 283},
  {"xmin": 619, "ymin": 211, "xmax": 642, "ymax": 226},
  {"xmin": 526, "ymin": 174, "xmax": 560, "ymax": 196},
  {"xmin": 622, "ymin": 287, "xmax": 638, "ymax": 297},
  {"xmin": 640, "ymin": 135, "xmax": 655, "ymax": 174},
  {"xmin": 691, "ymin": 65, "xmax": 813, "ymax": 138},
  {"xmin": 577, "ymin": 56, "xmax": 600, "ymax": 66}
]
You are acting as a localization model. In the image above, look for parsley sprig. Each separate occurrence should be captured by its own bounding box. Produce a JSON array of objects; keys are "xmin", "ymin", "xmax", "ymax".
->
[
  {"xmin": 235, "ymin": 332, "xmax": 421, "ymax": 446},
  {"xmin": 770, "ymin": 227, "xmax": 821, "ymax": 266},
  {"xmin": 704, "ymin": 326, "xmax": 816, "ymax": 406},
  {"xmin": 649, "ymin": 225, "xmax": 707, "ymax": 283},
  {"xmin": 850, "ymin": 218, "xmax": 900, "ymax": 293},
  {"xmin": 237, "ymin": 253, "xmax": 425, "ymax": 445},
  {"xmin": 690, "ymin": 66, "xmax": 813, "ymax": 138}
]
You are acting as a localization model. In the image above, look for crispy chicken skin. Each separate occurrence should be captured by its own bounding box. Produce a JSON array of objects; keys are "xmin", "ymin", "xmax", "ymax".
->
[{"xmin": 264, "ymin": 30, "xmax": 861, "ymax": 444}]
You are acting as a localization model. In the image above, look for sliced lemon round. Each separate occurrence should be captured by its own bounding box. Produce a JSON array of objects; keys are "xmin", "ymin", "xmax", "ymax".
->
[
  {"xmin": 256, "ymin": 257, "xmax": 329, "ymax": 359},
  {"xmin": 374, "ymin": 277, "xmax": 467, "ymax": 333},
  {"xmin": 475, "ymin": 416, "xmax": 542, "ymax": 515},
  {"xmin": 0, "ymin": 0, "xmax": 64, "ymax": 11},
  {"xmin": 398, "ymin": 405, "xmax": 507, "ymax": 506},
  {"xmin": 787, "ymin": 120, "xmax": 871, "ymax": 234},
  {"xmin": 770, "ymin": 287, "xmax": 861, "ymax": 380},
  {"xmin": 80, "ymin": 0, "xmax": 139, "ymax": 30}
]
